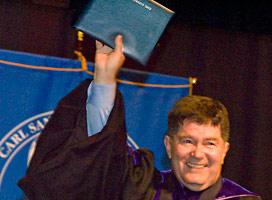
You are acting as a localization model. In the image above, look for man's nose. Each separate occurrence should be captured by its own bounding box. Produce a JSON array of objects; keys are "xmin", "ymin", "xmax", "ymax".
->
[{"xmin": 190, "ymin": 144, "xmax": 204, "ymax": 158}]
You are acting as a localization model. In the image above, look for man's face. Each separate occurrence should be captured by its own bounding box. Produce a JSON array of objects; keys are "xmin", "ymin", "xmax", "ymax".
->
[{"xmin": 164, "ymin": 121, "xmax": 229, "ymax": 191}]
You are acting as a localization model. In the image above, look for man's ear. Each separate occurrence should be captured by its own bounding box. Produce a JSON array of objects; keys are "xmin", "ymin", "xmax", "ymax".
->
[
  {"xmin": 221, "ymin": 142, "xmax": 230, "ymax": 164},
  {"xmin": 164, "ymin": 135, "xmax": 172, "ymax": 159}
]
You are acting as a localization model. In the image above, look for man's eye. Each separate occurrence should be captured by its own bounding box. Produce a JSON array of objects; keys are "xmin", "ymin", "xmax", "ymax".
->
[
  {"xmin": 206, "ymin": 142, "xmax": 216, "ymax": 146},
  {"xmin": 182, "ymin": 139, "xmax": 192, "ymax": 144}
]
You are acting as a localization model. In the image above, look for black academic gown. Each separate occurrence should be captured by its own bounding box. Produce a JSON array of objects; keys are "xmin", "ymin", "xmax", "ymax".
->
[
  {"xmin": 18, "ymin": 79, "xmax": 261, "ymax": 200},
  {"xmin": 18, "ymin": 79, "xmax": 159, "ymax": 200}
]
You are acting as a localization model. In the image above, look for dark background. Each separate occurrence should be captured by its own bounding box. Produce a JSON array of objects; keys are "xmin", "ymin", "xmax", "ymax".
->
[{"xmin": 1, "ymin": 0, "xmax": 271, "ymax": 199}]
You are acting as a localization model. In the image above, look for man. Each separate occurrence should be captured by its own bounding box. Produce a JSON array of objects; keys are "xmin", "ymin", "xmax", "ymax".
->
[{"xmin": 18, "ymin": 36, "xmax": 261, "ymax": 199}]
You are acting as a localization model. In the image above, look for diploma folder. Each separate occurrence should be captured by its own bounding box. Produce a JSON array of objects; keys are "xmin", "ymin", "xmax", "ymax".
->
[{"xmin": 74, "ymin": 0, "xmax": 174, "ymax": 65}]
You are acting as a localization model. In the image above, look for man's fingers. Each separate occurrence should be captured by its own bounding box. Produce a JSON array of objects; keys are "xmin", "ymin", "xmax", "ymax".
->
[
  {"xmin": 96, "ymin": 40, "xmax": 114, "ymax": 54},
  {"xmin": 96, "ymin": 36, "xmax": 123, "ymax": 54},
  {"xmin": 114, "ymin": 35, "xmax": 123, "ymax": 53},
  {"xmin": 96, "ymin": 40, "xmax": 103, "ymax": 50}
]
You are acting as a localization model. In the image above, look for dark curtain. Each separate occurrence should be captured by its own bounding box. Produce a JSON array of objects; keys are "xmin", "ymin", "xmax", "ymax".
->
[{"xmin": 0, "ymin": 1, "xmax": 271, "ymax": 199}]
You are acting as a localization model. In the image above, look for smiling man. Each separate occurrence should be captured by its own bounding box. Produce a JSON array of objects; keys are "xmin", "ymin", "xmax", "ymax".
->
[
  {"xmin": 164, "ymin": 95, "xmax": 230, "ymax": 193},
  {"xmin": 163, "ymin": 95, "xmax": 231, "ymax": 196},
  {"xmin": 18, "ymin": 36, "xmax": 261, "ymax": 200}
]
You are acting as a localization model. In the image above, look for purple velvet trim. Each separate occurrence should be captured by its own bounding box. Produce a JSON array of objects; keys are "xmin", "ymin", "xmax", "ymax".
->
[
  {"xmin": 215, "ymin": 178, "xmax": 260, "ymax": 199},
  {"xmin": 126, "ymin": 145, "xmax": 260, "ymax": 199},
  {"xmin": 153, "ymin": 189, "xmax": 161, "ymax": 200},
  {"xmin": 126, "ymin": 143, "xmax": 142, "ymax": 166},
  {"xmin": 153, "ymin": 171, "xmax": 260, "ymax": 199},
  {"xmin": 155, "ymin": 170, "xmax": 203, "ymax": 200},
  {"xmin": 160, "ymin": 169, "xmax": 172, "ymax": 178},
  {"xmin": 153, "ymin": 170, "xmax": 171, "ymax": 200}
]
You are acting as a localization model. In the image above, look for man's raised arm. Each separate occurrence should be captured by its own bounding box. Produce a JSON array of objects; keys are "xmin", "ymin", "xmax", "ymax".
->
[{"xmin": 86, "ymin": 36, "xmax": 125, "ymax": 136}]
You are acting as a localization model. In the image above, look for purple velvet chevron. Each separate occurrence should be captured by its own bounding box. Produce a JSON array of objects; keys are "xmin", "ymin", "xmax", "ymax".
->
[{"xmin": 215, "ymin": 178, "xmax": 261, "ymax": 199}]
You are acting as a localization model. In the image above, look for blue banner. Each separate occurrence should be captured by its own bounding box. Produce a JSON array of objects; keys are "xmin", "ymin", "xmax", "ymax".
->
[{"xmin": 0, "ymin": 49, "xmax": 190, "ymax": 199}]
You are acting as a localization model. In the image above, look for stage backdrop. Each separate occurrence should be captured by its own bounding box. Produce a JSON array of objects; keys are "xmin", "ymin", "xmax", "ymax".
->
[{"xmin": 0, "ymin": 49, "xmax": 191, "ymax": 199}]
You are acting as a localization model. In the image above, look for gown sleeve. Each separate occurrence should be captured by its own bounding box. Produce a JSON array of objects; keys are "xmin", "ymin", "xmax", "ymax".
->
[{"xmin": 17, "ymin": 79, "xmax": 160, "ymax": 200}]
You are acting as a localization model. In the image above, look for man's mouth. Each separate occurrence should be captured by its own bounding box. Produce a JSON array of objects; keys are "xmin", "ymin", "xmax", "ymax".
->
[{"xmin": 187, "ymin": 163, "xmax": 206, "ymax": 169}]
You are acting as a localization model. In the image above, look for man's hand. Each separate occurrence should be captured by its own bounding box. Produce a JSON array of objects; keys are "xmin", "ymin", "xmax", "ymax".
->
[{"xmin": 94, "ymin": 35, "xmax": 125, "ymax": 85}]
